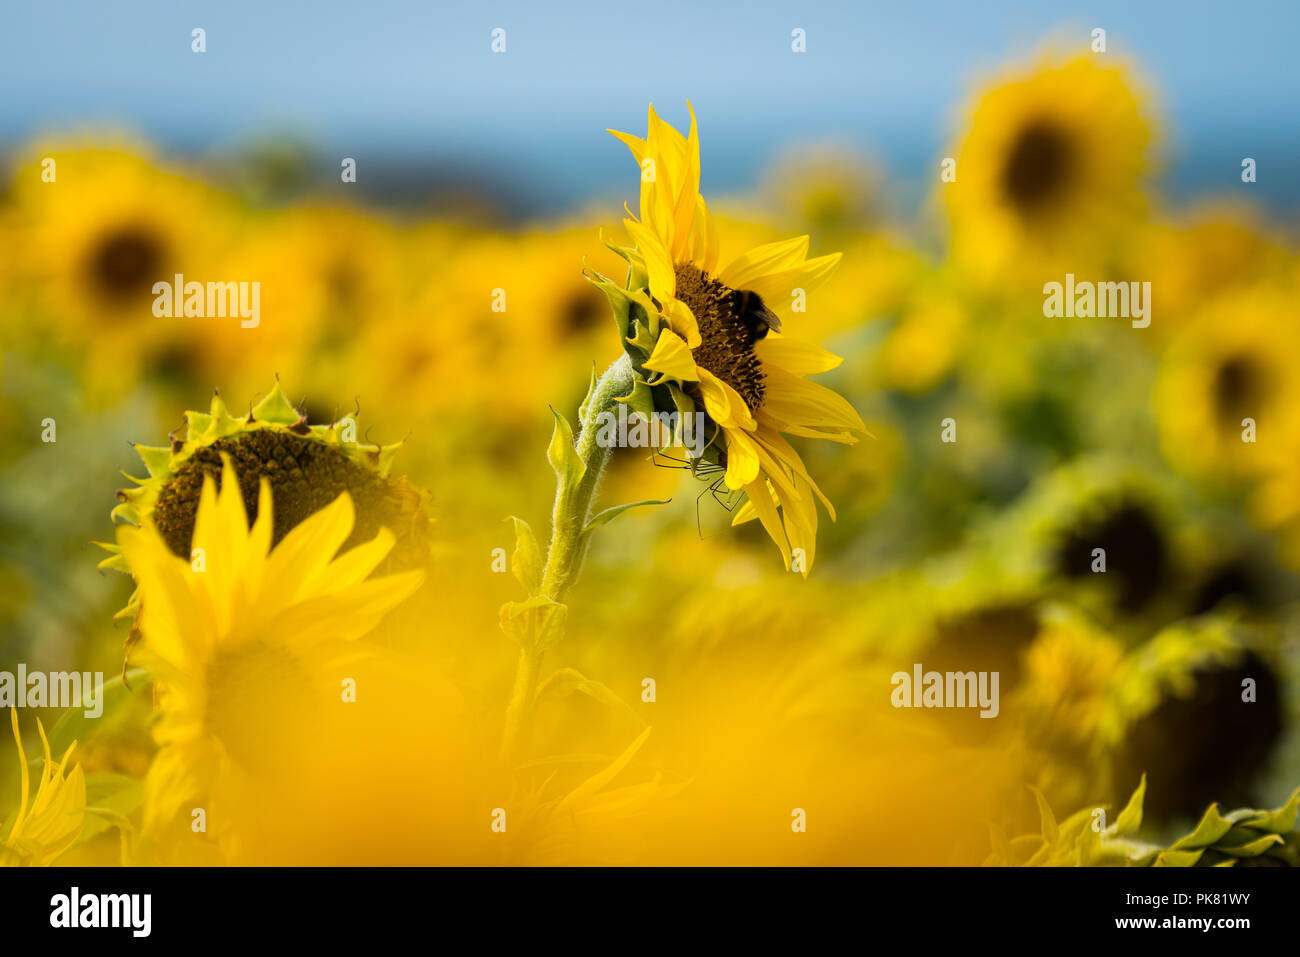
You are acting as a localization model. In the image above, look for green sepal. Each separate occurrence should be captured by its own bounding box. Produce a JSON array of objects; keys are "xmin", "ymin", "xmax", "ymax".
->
[
  {"xmin": 1229, "ymin": 787, "xmax": 1300, "ymax": 833},
  {"xmin": 587, "ymin": 271, "xmax": 634, "ymax": 344},
  {"xmin": 1113, "ymin": 773, "xmax": 1145, "ymax": 837},
  {"xmin": 251, "ymin": 381, "xmax": 302, "ymax": 425},
  {"xmin": 1153, "ymin": 848, "xmax": 1204, "ymax": 867},
  {"xmin": 1169, "ymin": 801, "xmax": 1234, "ymax": 850},
  {"xmin": 1213, "ymin": 832, "xmax": 1285, "ymax": 857},
  {"xmin": 615, "ymin": 377, "xmax": 657, "ymax": 423},
  {"xmin": 132, "ymin": 444, "xmax": 173, "ymax": 478}
]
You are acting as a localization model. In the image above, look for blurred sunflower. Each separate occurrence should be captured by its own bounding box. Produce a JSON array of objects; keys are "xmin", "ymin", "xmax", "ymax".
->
[
  {"xmin": 1101, "ymin": 618, "xmax": 1287, "ymax": 822},
  {"xmin": 761, "ymin": 143, "xmax": 881, "ymax": 238},
  {"xmin": 7, "ymin": 139, "xmax": 235, "ymax": 395},
  {"xmin": 2, "ymin": 709, "xmax": 86, "ymax": 867},
  {"xmin": 973, "ymin": 457, "xmax": 1185, "ymax": 627},
  {"xmin": 102, "ymin": 383, "xmax": 429, "ymax": 609},
  {"xmin": 944, "ymin": 54, "xmax": 1152, "ymax": 282},
  {"xmin": 874, "ymin": 279, "xmax": 968, "ymax": 394},
  {"xmin": 1013, "ymin": 607, "xmax": 1125, "ymax": 804},
  {"xmin": 1155, "ymin": 284, "xmax": 1300, "ymax": 485},
  {"xmin": 1137, "ymin": 208, "xmax": 1294, "ymax": 337},
  {"xmin": 593, "ymin": 104, "xmax": 868, "ymax": 573},
  {"xmin": 116, "ymin": 458, "xmax": 424, "ymax": 841}
]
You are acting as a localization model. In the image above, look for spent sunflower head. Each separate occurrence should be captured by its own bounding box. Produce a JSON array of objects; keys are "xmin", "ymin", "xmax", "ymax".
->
[
  {"xmin": 3, "ymin": 708, "xmax": 86, "ymax": 867},
  {"xmin": 589, "ymin": 104, "xmax": 867, "ymax": 575}
]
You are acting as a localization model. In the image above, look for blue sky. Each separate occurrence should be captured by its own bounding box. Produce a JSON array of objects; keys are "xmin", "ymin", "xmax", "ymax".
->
[{"xmin": 3, "ymin": 0, "xmax": 1296, "ymax": 216}]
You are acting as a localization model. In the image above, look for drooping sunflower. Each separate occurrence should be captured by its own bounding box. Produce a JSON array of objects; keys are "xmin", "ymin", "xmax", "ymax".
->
[
  {"xmin": 1100, "ymin": 618, "xmax": 1287, "ymax": 822},
  {"xmin": 116, "ymin": 458, "xmax": 425, "ymax": 841},
  {"xmin": 2, "ymin": 709, "xmax": 86, "ymax": 867},
  {"xmin": 99, "ymin": 381, "xmax": 431, "ymax": 631},
  {"xmin": 590, "ymin": 104, "xmax": 867, "ymax": 574},
  {"xmin": 944, "ymin": 54, "xmax": 1153, "ymax": 282}
]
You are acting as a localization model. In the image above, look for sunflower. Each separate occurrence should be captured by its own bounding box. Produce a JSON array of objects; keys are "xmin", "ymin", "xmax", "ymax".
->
[
  {"xmin": 1155, "ymin": 284, "xmax": 1300, "ymax": 485},
  {"xmin": 944, "ymin": 54, "xmax": 1152, "ymax": 283},
  {"xmin": 1100, "ymin": 618, "xmax": 1287, "ymax": 822},
  {"xmin": 116, "ymin": 458, "xmax": 424, "ymax": 841},
  {"xmin": 7, "ymin": 138, "xmax": 235, "ymax": 395},
  {"xmin": 2, "ymin": 709, "xmax": 86, "ymax": 866},
  {"xmin": 99, "ymin": 381, "xmax": 431, "ymax": 630},
  {"xmin": 591, "ymin": 104, "xmax": 867, "ymax": 574},
  {"xmin": 1136, "ymin": 207, "xmax": 1293, "ymax": 338}
]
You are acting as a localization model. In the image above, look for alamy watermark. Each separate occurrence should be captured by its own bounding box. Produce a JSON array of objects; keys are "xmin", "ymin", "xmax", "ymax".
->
[
  {"xmin": 152, "ymin": 274, "xmax": 260, "ymax": 328},
  {"xmin": 891, "ymin": 663, "xmax": 999, "ymax": 718},
  {"xmin": 1043, "ymin": 274, "xmax": 1151, "ymax": 328},
  {"xmin": 0, "ymin": 667, "xmax": 103, "ymax": 718},
  {"xmin": 592, "ymin": 404, "xmax": 708, "ymax": 458}
]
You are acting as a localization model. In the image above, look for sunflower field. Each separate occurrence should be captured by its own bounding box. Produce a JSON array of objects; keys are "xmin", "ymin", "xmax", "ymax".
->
[{"xmin": 1, "ymin": 26, "xmax": 1298, "ymax": 871}]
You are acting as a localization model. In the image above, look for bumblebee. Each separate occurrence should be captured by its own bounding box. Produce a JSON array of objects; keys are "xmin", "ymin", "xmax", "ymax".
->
[{"xmin": 729, "ymin": 288, "xmax": 781, "ymax": 345}]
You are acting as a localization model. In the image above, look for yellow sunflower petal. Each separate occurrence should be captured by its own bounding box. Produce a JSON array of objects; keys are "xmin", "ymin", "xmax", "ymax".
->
[
  {"xmin": 760, "ymin": 364, "xmax": 868, "ymax": 436},
  {"xmin": 740, "ymin": 251, "xmax": 843, "ymax": 306},
  {"xmin": 717, "ymin": 235, "xmax": 810, "ymax": 289},
  {"xmin": 644, "ymin": 329, "xmax": 700, "ymax": 382},
  {"xmin": 735, "ymin": 479, "xmax": 791, "ymax": 569},
  {"xmin": 723, "ymin": 428, "xmax": 762, "ymax": 490},
  {"xmin": 623, "ymin": 219, "xmax": 676, "ymax": 303},
  {"xmin": 697, "ymin": 369, "xmax": 757, "ymax": 431},
  {"xmin": 661, "ymin": 297, "xmax": 701, "ymax": 348},
  {"xmin": 754, "ymin": 334, "xmax": 844, "ymax": 375}
]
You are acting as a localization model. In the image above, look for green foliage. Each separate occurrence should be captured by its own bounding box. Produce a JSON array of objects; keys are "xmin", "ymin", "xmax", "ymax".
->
[{"xmin": 988, "ymin": 776, "xmax": 1300, "ymax": 866}]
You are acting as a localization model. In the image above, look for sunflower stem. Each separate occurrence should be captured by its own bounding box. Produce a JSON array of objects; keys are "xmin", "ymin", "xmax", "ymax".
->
[
  {"xmin": 502, "ymin": 354, "xmax": 633, "ymax": 763},
  {"xmin": 541, "ymin": 353, "xmax": 633, "ymax": 601}
]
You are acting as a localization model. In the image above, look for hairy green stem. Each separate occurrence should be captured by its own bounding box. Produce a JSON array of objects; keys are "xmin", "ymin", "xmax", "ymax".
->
[{"xmin": 501, "ymin": 354, "xmax": 633, "ymax": 763}]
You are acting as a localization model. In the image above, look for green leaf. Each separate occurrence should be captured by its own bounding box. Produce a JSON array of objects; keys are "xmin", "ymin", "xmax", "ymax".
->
[
  {"xmin": 583, "ymin": 499, "xmax": 671, "ymax": 535},
  {"xmin": 538, "ymin": 668, "xmax": 645, "ymax": 726},
  {"xmin": 80, "ymin": 774, "xmax": 143, "ymax": 843},
  {"xmin": 1113, "ymin": 774, "xmax": 1146, "ymax": 837},
  {"xmin": 546, "ymin": 408, "xmax": 585, "ymax": 487},
  {"xmin": 577, "ymin": 365, "xmax": 600, "ymax": 426},
  {"xmin": 555, "ymin": 726, "xmax": 652, "ymax": 814},
  {"xmin": 1169, "ymin": 802, "xmax": 1234, "ymax": 850},
  {"xmin": 499, "ymin": 595, "xmax": 568, "ymax": 651},
  {"xmin": 505, "ymin": 516, "xmax": 543, "ymax": 596}
]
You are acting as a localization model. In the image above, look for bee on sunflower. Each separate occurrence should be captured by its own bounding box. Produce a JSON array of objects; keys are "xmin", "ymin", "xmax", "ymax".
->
[
  {"xmin": 589, "ymin": 104, "xmax": 868, "ymax": 575},
  {"xmin": 496, "ymin": 105, "xmax": 868, "ymax": 766}
]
